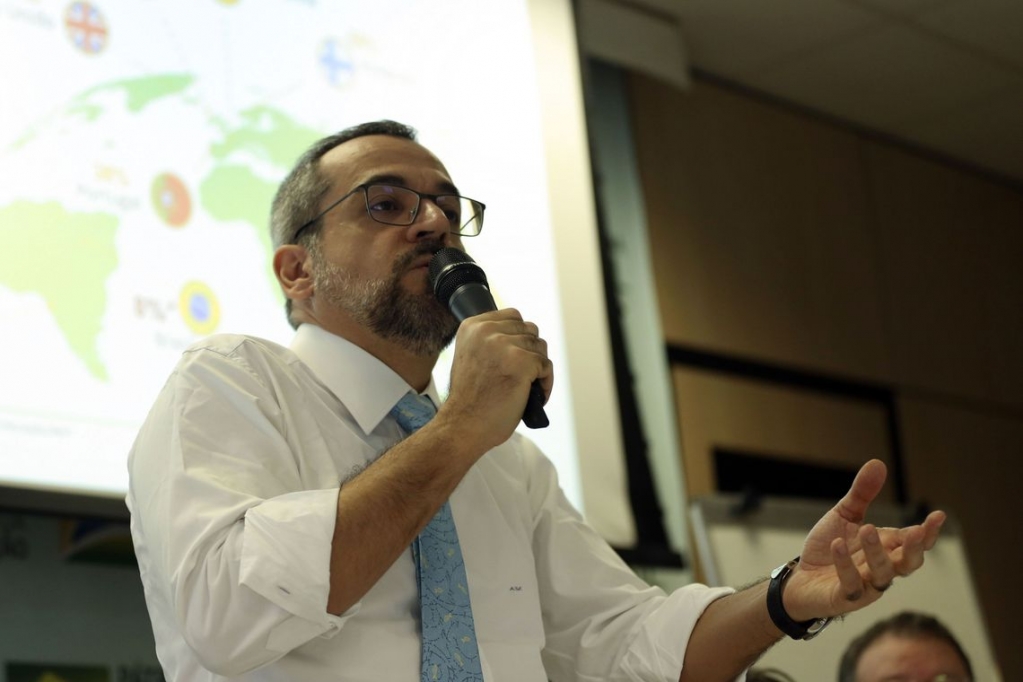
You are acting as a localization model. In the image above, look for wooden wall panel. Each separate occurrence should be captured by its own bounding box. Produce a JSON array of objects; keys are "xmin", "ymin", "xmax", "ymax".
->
[
  {"xmin": 898, "ymin": 397, "xmax": 1023, "ymax": 680},
  {"xmin": 984, "ymin": 189, "xmax": 1023, "ymax": 408},
  {"xmin": 868, "ymin": 144, "xmax": 1023, "ymax": 409},
  {"xmin": 671, "ymin": 366, "xmax": 894, "ymax": 500},
  {"xmin": 629, "ymin": 75, "xmax": 891, "ymax": 383},
  {"xmin": 624, "ymin": 71, "xmax": 1021, "ymax": 677}
]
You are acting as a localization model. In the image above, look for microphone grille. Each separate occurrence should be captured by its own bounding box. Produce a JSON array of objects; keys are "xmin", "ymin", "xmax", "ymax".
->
[{"xmin": 429, "ymin": 247, "xmax": 488, "ymax": 307}]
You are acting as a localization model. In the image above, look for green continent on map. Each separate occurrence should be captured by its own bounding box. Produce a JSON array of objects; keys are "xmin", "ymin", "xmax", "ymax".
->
[
  {"xmin": 9, "ymin": 74, "xmax": 197, "ymax": 152},
  {"xmin": 210, "ymin": 105, "xmax": 322, "ymax": 168},
  {"xmin": 200, "ymin": 164, "xmax": 277, "ymax": 252},
  {"xmin": 0, "ymin": 201, "xmax": 118, "ymax": 380},
  {"xmin": 72, "ymin": 74, "xmax": 195, "ymax": 120},
  {"xmin": 201, "ymin": 107, "xmax": 322, "ymax": 297}
]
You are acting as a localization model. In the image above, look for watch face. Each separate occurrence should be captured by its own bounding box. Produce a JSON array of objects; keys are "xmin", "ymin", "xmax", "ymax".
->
[
  {"xmin": 771, "ymin": 564, "xmax": 785, "ymax": 579},
  {"xmin": 804, "ymin": 617, "xmax": 833, "ymax": 640},
  {"xmin": 807, "ymin": 619, "xmax": 829, "ymax": 634}
]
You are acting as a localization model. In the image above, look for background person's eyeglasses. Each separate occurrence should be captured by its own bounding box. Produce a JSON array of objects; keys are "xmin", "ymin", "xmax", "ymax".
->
[
  {"xmin": 879, "ymin": 675, "xmax": 972, "ymax": 682},
  {"xmin": 291, "ymin": 183, "xmax": 485, "ymax": 243}
]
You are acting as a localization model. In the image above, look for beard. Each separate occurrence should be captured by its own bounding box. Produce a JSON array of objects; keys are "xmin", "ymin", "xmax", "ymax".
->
[{"xmin": 312, "ymin": 240, "xmax": 459, "ymax": 357}]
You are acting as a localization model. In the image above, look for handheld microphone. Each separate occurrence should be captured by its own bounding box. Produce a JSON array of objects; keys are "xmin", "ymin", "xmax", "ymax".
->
[{"xmin": 428, "ymin": 247, "xmax": 549, "ymax": 429}]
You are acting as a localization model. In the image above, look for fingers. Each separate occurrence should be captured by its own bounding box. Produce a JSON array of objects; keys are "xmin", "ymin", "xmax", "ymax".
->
[
  {"xmin": 832, "ymin": 521, "xmax": 918, "ymax": 598},
  {"xmin": 829, "ymin": 524, "xmax": 896, "ymax": 607},
  {"xmin": 538, "ymin": 359, "xmax": 554, "ymax": 404},
  {"xmin": 454, "ymin": 308, "xmax": 553, "ymax": 396},
  {"xmin": 471, "ymin": 310, "xmax": 544, "ymax": 348},
  {"xmin": 844, "ymin": 512, "xmax": 946, "ymax": 604},
  {"xmin": 445, "ymin": 309, "xmax": 554, "ymax": 448},
  {"xmin": 843, "ymin": 520, "xmax": 862, "ymax": 555},
  {"xmin": 858, "ymin": 524, "xmax": 896, "ymax": 591},
  {"xmin": 900, "ymin": 511, "xmax": 945, "ymax": 576},
  {"xmin": 922, "ymin": 510, "xmax": 946, "ymax": 550},
  {"xmin": 830, "ymin": 537, "xmax": 866, "ymax": 602},
  {"xmin": 517, "ymin": 327, "xmax": 548, "ymax": 356},
  {"xmin": 496, "ymin": 316, "xmax": 549, "ymax": 381},
  {"xmin": 800, "ymin": 474, "xmax": 947, "ymax": 621},
  {"xmin": 834, "ymin": 460, "xmax": 887, "ymax": 524},
  {"xmin": 874, "ymin": 511, "xmax": 945, "ymax": 574}
]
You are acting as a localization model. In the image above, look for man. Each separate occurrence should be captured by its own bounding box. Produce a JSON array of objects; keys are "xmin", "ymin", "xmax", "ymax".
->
[
  {"xmin": 838, "ymin": 611, "xmax": 973, "ymax": 682},
  {"xmin": 127, "ymin": 120, "xmax": 946, "ymax": 682}
]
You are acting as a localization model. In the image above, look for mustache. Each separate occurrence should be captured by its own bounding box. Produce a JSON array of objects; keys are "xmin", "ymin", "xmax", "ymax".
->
[{"xmin": 393, "ymin": 239, "xmax": 448, "ymax": 273}]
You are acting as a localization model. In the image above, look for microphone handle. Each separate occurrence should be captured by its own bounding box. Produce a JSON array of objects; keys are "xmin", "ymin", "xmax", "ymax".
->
[
  {"xmin": 448, "ymin": 284, "xmax": 549, "ymax": 430},
  {"xmin": 522, "ymin": 381, "xmax": 550, "ymax": 429}
]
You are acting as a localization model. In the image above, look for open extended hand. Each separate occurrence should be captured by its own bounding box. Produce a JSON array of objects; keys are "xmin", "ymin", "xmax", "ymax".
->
[{"xmin": 782, "ymin": 459, "xmax": 946, "ymax": 622}]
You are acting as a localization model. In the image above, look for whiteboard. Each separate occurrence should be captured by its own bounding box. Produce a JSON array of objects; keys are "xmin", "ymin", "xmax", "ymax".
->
[{"xmin": 690, "ymin": 494, "xmax": 1001, "ymax": 681}]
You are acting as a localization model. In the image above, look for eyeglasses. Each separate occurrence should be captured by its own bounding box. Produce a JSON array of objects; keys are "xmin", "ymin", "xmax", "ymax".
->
[{"xmin": 291, "ymin": 183, "xmax": 485, "ymax": 244}]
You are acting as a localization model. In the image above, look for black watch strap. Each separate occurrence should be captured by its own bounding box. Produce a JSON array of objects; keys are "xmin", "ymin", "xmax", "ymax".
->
[{"xmin": 767, "ymin": 556, "xmax": 832, "ymax": 641}]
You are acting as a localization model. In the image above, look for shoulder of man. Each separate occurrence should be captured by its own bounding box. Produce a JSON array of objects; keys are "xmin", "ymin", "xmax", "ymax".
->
[
  {"xmin": 173, "ymin": 333, "xmax": 302, "ymax": 384},
  {"xmin": 181, "ymin": 333, "xmax": 288, "ymax": 359}
]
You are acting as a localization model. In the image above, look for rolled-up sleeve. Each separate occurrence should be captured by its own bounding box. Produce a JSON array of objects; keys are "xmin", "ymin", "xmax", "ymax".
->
[
  {"xmin": 128, "ymin": 343, "xmax": 349, "ymax": 677},
  {"xmin": 241, "ymin": 488, "xmax": 355, "ymax": 651},
  {"xmin": 522, "ymin": 442, "xmax": 736, "ymax": 682}
]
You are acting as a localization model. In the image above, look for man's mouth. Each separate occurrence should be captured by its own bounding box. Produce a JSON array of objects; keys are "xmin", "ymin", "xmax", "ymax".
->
[
  {"xmin": 400, "ymin": 242, "xmax": 445, "ymax": 276},
  {"xmin": 408, "ymin": 255, "xmax": 433, "ymax": 271}
]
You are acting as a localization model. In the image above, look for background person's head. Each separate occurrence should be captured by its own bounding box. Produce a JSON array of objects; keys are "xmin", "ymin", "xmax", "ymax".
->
[
  {"xmin": 839, "ymin": 611, "xmax": 972, "ymax": 682},
  {"xmin": 748, "ymin": 668, "xmax": 797, "ymax": 682}
]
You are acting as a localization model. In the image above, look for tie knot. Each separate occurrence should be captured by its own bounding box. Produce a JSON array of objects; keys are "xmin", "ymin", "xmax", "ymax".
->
[{"xmin": 390, "ymin": 391, "xmax": 437, "ymax": 433}]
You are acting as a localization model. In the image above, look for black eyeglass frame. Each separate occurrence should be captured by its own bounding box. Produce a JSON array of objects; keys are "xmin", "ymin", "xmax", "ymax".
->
[{"xmin": 290, "ymin": 183, "xmax": 486, "ymax": 244}]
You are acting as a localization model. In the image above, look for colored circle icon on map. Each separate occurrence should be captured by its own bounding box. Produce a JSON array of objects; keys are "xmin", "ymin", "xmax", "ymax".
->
[
  {"xmin": 64, "ymin": 2, "xmax": 108, "ymax": 55},
  {"xmin": 318, "ymin": 38, "xmax": 355, "ymax": 88},
  {"xmin": 179, "ymin": 282, "xmax": 220, "ymax": 335},
  {"xmin": 151, "ymin": 173, "xmax": 192, "ymax": 227}
]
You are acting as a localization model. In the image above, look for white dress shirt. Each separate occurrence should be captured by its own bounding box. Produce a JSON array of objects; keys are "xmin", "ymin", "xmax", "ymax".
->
[{"xmin": 127, "ymin": 324, "xmax": 733, "ymax": 681}]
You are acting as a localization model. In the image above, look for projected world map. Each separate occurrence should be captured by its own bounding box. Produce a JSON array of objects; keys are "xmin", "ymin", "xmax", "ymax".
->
[
  {"xmin": 2, "ymin": 74, "xmax": 320, "ymax": 380},
  {"xmin": 0, "ymin": 0, "xmax": 575, "ymax": 503},
  {"xmin": 0, "ymin": 63, "xmax": 327, "ymax": 494}
]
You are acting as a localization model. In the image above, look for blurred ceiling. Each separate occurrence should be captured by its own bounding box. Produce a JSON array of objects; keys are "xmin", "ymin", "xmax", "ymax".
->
[{"xmin": 614, "ymin": 0, "xmax": 1023, "ymax": 185}]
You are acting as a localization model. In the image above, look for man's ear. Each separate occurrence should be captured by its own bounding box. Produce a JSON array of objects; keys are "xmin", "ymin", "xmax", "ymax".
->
[{"xmin": 273, "ymin": 244, "xmax": 314, "ymax": 303}]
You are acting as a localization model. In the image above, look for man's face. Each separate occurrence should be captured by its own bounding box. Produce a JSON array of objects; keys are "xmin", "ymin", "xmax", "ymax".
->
[
  {"xmin": 308, "ymin": 135, "xmax": 463, "ymax": 356},
  {"xmin": 855, "ymin": 633, "xmax": 971, "ymax": 682}
]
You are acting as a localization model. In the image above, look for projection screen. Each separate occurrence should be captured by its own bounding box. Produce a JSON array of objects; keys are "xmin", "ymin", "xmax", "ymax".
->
[{"xmin": 0, "ymin": 0, "xmax": 635, "ymax": 546}]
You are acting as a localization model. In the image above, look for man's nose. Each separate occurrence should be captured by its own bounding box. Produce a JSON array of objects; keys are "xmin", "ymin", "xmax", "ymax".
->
[{"xmin": 405, "ymin": 198, "xmax": 452, "ymax": 241}]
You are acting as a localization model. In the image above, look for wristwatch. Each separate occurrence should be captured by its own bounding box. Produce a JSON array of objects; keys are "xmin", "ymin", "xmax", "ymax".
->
[{"xmin": 767, "ymin": 557, "xmax": 832, "ymax": 640}]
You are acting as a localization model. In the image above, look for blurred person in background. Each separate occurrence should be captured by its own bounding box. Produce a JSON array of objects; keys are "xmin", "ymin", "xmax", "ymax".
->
[{"xmin": 839, "ymin": 611, "xmax": 972, "ymax": 682}]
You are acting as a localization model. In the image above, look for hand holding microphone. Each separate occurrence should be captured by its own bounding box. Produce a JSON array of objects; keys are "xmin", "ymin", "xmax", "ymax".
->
[{"xmin": 428, "ymin": 247, "xmax": 550, "ymax": 429}]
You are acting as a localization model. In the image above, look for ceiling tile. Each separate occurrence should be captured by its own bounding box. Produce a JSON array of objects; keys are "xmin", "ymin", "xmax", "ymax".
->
[
  {"xmin": 914, "ymin": 0, "xmax": 1023, "ymax": 72},
  {"xmin": 746, "ymin": 22, "xmax": 1019, "ymax": 131},
  {"xmin": 624, "ymin": 0, "xmax": 683, "ymax": 15},
  {"xmin": 669, "ymin": 0, "xmax": 880, "ymax": 79},
  {"xmin": 623, "ymin": 0, "xmax": 1023, "ymax": 183},
  {"xmin": 841, "ymin": 0, "xmax": 957, "ymax": 19}
]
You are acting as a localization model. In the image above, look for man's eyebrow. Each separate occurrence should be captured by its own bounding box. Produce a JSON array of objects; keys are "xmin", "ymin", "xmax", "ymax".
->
[{"xmin": 361, "ymin": 173, "xmax": 460, "ymax": 196}]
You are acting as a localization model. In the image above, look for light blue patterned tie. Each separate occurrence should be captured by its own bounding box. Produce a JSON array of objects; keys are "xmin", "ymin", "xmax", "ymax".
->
[{"xmin": 390, "ymin": 392, "xmax": 483, "ymax": 682}]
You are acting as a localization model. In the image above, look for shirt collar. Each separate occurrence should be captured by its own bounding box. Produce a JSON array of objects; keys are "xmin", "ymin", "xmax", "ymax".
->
[{"xmin": 290, "ymin": 323, "xmax": 441, "ymax": 435}]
